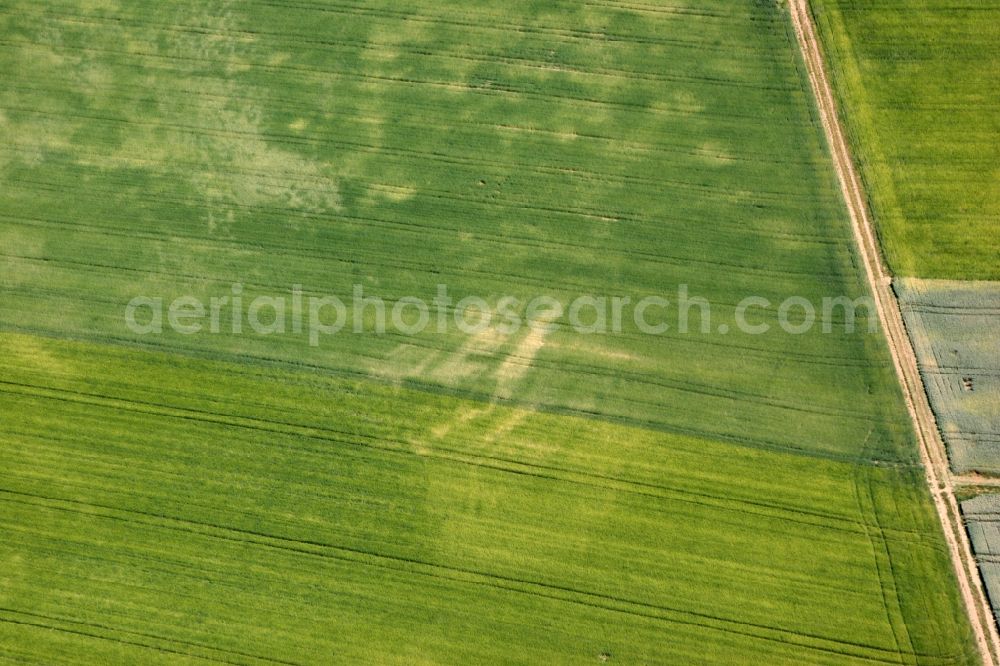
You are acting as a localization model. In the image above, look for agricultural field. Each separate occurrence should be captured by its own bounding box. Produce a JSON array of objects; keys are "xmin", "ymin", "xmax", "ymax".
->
[
  {"xmin": 809, "ymin": 0, "xmax": 1000, "ymax": 280},
  {"xmin": 0, "ymin": 0, "xmax": 913, "ymax": 462},
  {"xmin": 896, "ymin": 279, "xmax": 1000, "ymax": 475},
  {"xmin": 0, "ymin": 0, "xmax": 981, "ymax": 663},
  {"xmin": 963, "ymin": 496, "xmax": 1000, "ymax": 626}
]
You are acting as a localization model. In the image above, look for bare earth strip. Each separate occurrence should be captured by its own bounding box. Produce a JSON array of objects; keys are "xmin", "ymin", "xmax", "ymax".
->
[{"xmin": 788, "ymin": 1, "xmax": 1000, "ymax": 663}]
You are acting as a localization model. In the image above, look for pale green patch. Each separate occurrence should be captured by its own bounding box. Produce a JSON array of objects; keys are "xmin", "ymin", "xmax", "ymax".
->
[{"xmin": 0, "ymin": 229, "xmax": 45, "ymax": 288}]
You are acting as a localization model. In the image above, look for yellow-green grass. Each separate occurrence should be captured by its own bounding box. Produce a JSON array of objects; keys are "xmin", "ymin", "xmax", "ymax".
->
[
  {"xmin": 810, "ymin": 0, "xmax": 1000, "ymax": 280},
  {"xmin": 0, "ymin": 332, "xmax": 978, "ymax": 664}
]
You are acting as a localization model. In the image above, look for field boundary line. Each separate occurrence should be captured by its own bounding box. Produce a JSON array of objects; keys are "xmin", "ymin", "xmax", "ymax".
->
[{"xmin": 788, "ymin": 1, "xmax": 1000, "ymax": 663}]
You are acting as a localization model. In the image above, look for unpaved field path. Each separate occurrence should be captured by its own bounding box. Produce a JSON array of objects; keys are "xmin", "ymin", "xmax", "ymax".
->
[{"xmin": 788, "ymin": 1, "xmax": 1000, "ymax": 663}]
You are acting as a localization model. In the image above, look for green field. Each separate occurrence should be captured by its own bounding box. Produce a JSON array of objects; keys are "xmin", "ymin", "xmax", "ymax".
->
[
  {"xmin": 0, "ymin": 332, "xmax": 978, "ymax": 663},
  {"xmin": 0, "ymin": 0, "xmax": 979, "ymax": 663},
  {"xmin": 0, "ymin": 0, "xmax": 919, "ymax": 463},
  {"xmin": 810, "ymin": 0, "xmax": 1000, "ymax": 280}
]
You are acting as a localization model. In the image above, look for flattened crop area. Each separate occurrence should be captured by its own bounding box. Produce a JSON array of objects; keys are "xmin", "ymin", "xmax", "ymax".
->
[{"xmin": 0, "ymin": 1, "xmax": 979, "ymax": 663}]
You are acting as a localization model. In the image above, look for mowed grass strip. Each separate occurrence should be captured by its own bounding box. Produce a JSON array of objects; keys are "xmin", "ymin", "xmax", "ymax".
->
[
  {"xmin": 810, "ymin": 0, "xmax": 1000, "ymax": 280},
  {"xmin": 0, "ymin": 0, "xmax": 913, "ymax": 462},
  {"xmin": 0, "ymin": 332, "xmax": 978, "ymax": 664}
]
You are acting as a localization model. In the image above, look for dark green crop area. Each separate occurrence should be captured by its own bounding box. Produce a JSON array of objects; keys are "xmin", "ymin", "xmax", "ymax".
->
[
  {"xmin": 810, "ymin": 0, "xmax": 1000, "ymax": 280},
  {"xmin": 0, "ymin": 0, "xmax": 979, "ymax": 663}
]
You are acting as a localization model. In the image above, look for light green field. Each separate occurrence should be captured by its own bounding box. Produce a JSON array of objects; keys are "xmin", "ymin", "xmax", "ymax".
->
[
  {"xmin": 0, "ymin": 332, "xmax": 978, "ymax": 663},
  {"xmin": 0, "ymin": 0, "xmax": 979, "ymax": 663},
  {"xmin": 810, "ymin": 0, "xmax": 1000, "ymax": 280}
]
